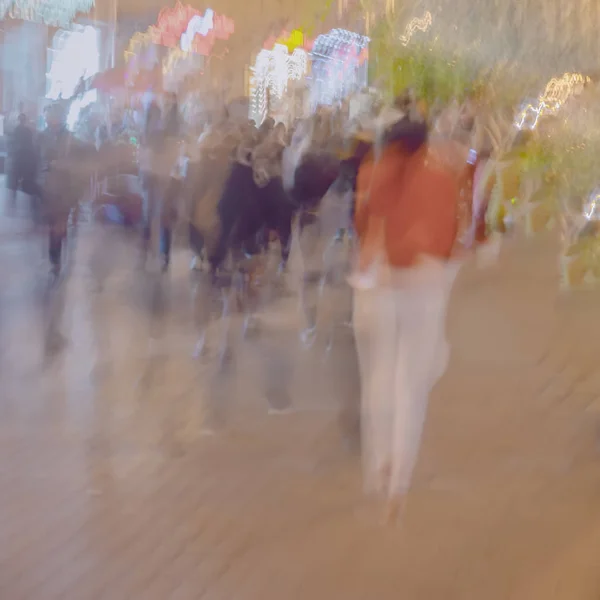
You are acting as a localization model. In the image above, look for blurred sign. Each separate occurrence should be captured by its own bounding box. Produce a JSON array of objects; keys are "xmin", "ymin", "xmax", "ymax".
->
[
  {"xmin": 180, "ymin": 9, "xmax": 214, "ymax": 51},
  {"xmin": 264, "ymin": 29, "xmax": 313, "ymax": 52},
  {"xmin": 126, "ymin": 2, "xmax": 234, "ymax": 60}
]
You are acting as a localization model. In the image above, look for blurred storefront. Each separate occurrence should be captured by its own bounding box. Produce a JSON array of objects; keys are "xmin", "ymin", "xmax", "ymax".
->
[{"xmin": 0, "ymin": 0, "xmax": 117, "ymax": 119}]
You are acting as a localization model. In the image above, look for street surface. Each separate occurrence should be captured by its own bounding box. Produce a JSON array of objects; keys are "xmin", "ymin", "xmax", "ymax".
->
[{"xmin": 1, "ymin": 197, "xmax": 600, "ymax": 599}]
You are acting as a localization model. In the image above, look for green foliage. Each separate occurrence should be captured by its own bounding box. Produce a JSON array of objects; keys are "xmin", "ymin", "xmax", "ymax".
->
[{"xmin": 368, "ymin": 23, "xmax": 476, "ymax": 106}]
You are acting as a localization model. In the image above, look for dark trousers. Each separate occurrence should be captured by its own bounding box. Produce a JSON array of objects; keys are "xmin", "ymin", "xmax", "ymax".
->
[
  {"xmin": 141, "ymin": 173, "xmax": 178, "ymax": 264},
  {"xmin": 48, "ymin": 213, "xmax": 69, "ymax": 269}
]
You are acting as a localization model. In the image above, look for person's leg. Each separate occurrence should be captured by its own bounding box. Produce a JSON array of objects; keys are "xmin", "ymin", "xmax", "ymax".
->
[
  {"xmin": 140, "ymin": 173, "xmax": 157, "ymax": 264},
  {"xmin": 21, "ymin": 173, "xmax": 40, "ymax": 224},
  {"xmin": 387, "ymin": 262, "xmax": 449, "ymax": 514},
  {"xmin": 360, "ymin": 287, "xmax": 398, "ymax": 495},
  {"xmin": 433, "ymin": 258, "xmax": 462, "ymax": 383},
  {"xmin": 160, "ymin": 177, "xmax": 179, "ymax": 270},
  {"xmin": 335, "ymin": 311, "xmax": 361, "ymax": 451},
  {"xmin": 388, "ymin": 275, "xmax": 448, "ymax": 498},
  {"xmin": 6, "ymin": 167, "xmax": 19, "ymax": 214},
  {"xmin": 49, "ymin": 229, "xmax": 61, "ymax": 270},
  {"xmin": 350, "ymin": 288, "xmax": 373, "ymax": 454},
  {"xmin": 49, "ymin": 214, "xmax": 68, "ymax": 275},
  {"xmin": 297, "ymin": 215, "xmax": 326, "ymax": 343},
  {"xmin": 159, "ymin": 227, "xmax": 172, "ymax": 270}
]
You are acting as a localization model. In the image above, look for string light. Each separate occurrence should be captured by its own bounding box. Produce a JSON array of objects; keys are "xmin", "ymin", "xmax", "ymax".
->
[
  {"xmin": 540, "ymin": 73, "xmax": 589, "ymax": 105},
  {"xmin": 1, "ymin": 0, "xmax": 94, "ymax": 26},
  {"xmin": 583, "ymin": 188, "xmax": 600, "ymax": 221},
  {"xmin": 310, "ymin": 29, "xmax": 369, "ymax": 108},
  {"xmin": 250, "ymin": 43, "xmax": 308, "ymax": 124},
  {"xmin": 515, "ymin": 72, "xmax": 590, "ymax": 129},
  {"xmin": 399, "ymin": 11, "xmax": 432, "ymax": 46}
]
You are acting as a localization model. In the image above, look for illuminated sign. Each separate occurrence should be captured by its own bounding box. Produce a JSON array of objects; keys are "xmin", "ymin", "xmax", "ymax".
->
[
  {"xmin": 263, "ymin": 29, "xmax": 313, "ymax": 52},
  {"xmin": 180, "ymin": 9, "xmax": 214, "ymax": 51}
]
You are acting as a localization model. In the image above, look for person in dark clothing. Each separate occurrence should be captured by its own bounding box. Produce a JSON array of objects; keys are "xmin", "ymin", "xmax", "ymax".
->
[
  {"xmin": 38, "ymin": 102, "xmax": 94, "ymax": 276},
  {"xmin": 139, "ymin": 97, "xmax": 180, "ymax": 270},
  {"xmin": 163, "ymin": 93, "xmax": 179, "ymax": 138},
  {"xmin": 6, "ymin": 114, "xmax": 38, "ymax": 212}
]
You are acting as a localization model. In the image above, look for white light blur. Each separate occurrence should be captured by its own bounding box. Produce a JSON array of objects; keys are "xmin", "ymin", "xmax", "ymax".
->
[
  {"xmin": 250, "ymin": 43, "xmax": 307, "ymax": 125},
  {"xmin": 310, "ymin": 29, "xmax": 369, "ymax": 108},
  {"xmin": 47, "ymin": 25, "xmax": 100, "ymax": 101},
  {"xmin": 399, "ymin": 11, "xmax": 432, "ymax": 46},
  {"xmin": 515, "ymin": 73, "xmax": 589, "ymax": 130},
  {"xmin": 67, "ymin": 89, "xmax": 97, "ymax": 130},
  {"xmin": 583, "ymin": 189, "xmax": 600, "ymax": 221},
  {"xmin": 180, "ymin": 9, "xmax": 214, "ymax": 52}
]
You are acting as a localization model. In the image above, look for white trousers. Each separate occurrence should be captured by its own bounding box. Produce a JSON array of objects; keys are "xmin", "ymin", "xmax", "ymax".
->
[{"xmin": 353, "ymin": 258, "xmax": 457, "ymax": 497}]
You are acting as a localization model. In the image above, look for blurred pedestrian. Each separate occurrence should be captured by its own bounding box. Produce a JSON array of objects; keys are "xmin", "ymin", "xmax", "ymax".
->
[
  {"xmin": 6, "ymin": 113, "xmax": 38, "ymax": 214},
  {"xmin": 351, "ymin": 104, "xmax": 463, "ymax": 522},
  {"xmin": 139, "ymin": 94, "xmax": 180, "ymax": 270},
  {"xmin": 38, "ymin": 103, "xmax": 77, "ymax": 276}
]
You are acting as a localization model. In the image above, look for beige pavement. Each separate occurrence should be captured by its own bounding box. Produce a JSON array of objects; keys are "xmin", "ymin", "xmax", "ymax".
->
[{"xmin": 1, "ymin": 218, "xmax": 600, "ymax": 599}]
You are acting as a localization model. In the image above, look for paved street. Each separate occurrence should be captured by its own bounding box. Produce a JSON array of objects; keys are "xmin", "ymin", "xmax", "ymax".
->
[{"xmin": 1, "ymin": 205, "xmax": 600, "ymax": 599}]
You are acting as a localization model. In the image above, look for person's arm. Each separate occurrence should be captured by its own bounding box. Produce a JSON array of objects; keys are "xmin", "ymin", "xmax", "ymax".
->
[
  {"xmin": 354, "ymin": 157, "xmax": 398, "ymax": 271},
  {"xmin": 353, "ymin": 164, "xmax": 372, "ymax": 239},
  {"xmin": 357, "ymin": 215, "xmax": 384, "ymax": 271}
]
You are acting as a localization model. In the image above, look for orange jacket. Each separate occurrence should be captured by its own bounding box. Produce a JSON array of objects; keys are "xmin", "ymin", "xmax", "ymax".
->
[{"xmin": 355, "ymin": 142, "xmax": 462, "ymax": 268}]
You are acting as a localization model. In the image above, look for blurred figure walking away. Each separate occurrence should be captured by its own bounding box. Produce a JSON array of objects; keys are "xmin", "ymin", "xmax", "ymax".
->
[
  {"xmin": 351, "ymin": 105, "xmax": 463, "ymax": 522},
  {"xmin": 6, "ymin": 113, "xmax": 38, "ymax": 215},
  {"xmin": 39, "ymin": 104, "xmax": 77, "ymax": 277},
  {"xmin": 38, "ymin": 103, "xmax": 97, "ymax": 277},
  {"xmin": 139, "ymin": 93, "xmax": 181, "ymax": 271}
]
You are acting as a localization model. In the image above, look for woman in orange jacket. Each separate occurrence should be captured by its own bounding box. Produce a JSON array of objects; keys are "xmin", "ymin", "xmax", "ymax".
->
[{"xmin": 351, "ymin": 109, "xmax": 468, "ymax": 521}]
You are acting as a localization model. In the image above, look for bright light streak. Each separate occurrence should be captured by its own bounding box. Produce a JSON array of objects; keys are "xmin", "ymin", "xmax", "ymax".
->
[
  {"xmin": 46, "ymin": 25, "xmax": 100, "ymax": 101},
  {"xmin": 67, "ymin": 89, "xmax": 97, "ymax": 130},
  {"xmin": 399, "ymin": 11, "xmax": 432, "ymax": 46},
  {"xmin": 515, "ymin": 73, "xmax": 590, "ymax": 130},
  {"xmin": 583, "ymin": 189, "xmax": 600, "ymax": 221},
  {"xmin": 250, "ymin": 43, "xmax": 307, "ymax": 124},
  {"xmin": 180, "ymin": 9, "xmax": 214, "ymax": 51}
]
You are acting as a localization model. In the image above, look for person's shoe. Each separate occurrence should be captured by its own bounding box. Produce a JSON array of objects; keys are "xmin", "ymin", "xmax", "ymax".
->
[
  {"xmin": 385, "ymin": 495, "xmax": 407, "ymax": 525},
  {"xmin": 190, "ymin": 256, "xmax": 202, "ymax": 270}
]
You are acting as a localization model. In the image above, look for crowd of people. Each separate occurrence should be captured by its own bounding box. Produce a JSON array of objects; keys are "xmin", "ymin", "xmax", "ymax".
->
[{"xmin": 3, "ymin": 88, "xmax": 517, "ymax": 522}]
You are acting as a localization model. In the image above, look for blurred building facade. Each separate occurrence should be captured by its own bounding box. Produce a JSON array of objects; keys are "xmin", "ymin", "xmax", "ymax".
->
[
  {"xmin": 0, "ymin": 0, "xmax": 118, "ymax": 114},
  {"xmin": 0, "ymin": 0, "xmax": 371, "ymax": 118}
]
